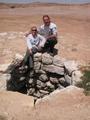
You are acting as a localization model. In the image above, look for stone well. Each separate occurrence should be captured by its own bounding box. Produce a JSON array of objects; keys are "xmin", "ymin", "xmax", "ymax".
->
[{"xmin": 0, "ymin": 53, "xmax": 82, "ymax": 99}]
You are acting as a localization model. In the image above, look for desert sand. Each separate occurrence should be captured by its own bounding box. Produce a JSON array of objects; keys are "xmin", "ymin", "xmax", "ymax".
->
[{"xmin": 0, "ymin": 3, "xmax": 90, "ymax": 65}]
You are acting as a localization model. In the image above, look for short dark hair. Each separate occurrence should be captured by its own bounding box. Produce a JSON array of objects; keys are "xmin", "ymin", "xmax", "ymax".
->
[{"xmin": 43, "ymin": 15, "xmax": 50, "ymax": 20}]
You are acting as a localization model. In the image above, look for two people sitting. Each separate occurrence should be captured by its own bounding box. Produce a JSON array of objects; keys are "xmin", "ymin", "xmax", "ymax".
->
[{"xmin": 23, "ymin": 15, "xmax": 58, "ymax": 72}]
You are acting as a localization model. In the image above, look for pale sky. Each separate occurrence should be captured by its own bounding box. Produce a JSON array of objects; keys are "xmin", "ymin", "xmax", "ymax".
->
[{"xmin": 0, "ymin": 0, "xmax": 90, "ymax": 4}]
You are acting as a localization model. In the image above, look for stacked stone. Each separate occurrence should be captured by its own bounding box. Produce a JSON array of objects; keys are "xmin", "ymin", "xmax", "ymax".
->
[
  {"xmin": 27, "ymin": 54, "xmax": 57, "ymax": 97},
  {"xmin": 3, "ymin": 52, "xmax": 81, "ymax": 99},
  {"xmin": 26, "ymin": 53, "xmax": 75, "ymax": 98}
]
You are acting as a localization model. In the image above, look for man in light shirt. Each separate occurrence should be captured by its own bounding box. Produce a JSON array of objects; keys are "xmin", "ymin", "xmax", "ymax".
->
[
  {"xmin": 39, "ymin": 15, "xmax": 58, "ymax": 54},
  {"xmin": 23, "ymin": 26, "xmax": 46, "ymax": 72}
]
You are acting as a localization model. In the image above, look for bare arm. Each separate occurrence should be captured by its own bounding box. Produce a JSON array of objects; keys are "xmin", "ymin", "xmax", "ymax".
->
[
  {"xmin": 24, "ymin": 31, "xmax": 31, "ymax": 37},
  {"xmin": 47, "ymin": 25, "xmax": 57, "ymax": 40},
  {"xmin": 46, "ymin": 33, "xmax": 57, "ymax": 40},
  {"xmin": 26, "ymin": 36, "xmax": 33, "ymax": 54},
  {"xmin": 39, "ymin": 35, "xmax": 46, "ymax": 47}
]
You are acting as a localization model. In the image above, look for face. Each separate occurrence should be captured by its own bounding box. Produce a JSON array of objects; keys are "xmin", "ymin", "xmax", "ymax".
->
[
  {"xmin": 31, "ymin": 27, "xmax": 37, "ymax": 36},
  {"xmin": 43, "ymin": 16, "xmax": 50, "ymax": 26}
]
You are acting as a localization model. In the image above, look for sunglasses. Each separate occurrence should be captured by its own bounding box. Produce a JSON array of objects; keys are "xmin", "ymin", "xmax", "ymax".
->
[{"xmin": 32, "ymin": 29, "xmax": 37, "ymax": 31}]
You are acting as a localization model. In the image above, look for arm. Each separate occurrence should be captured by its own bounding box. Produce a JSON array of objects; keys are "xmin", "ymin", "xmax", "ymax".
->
[
  {"xmin": 26, "ymin": 36, "xmax": 32, "ymax": 54},
  {"xmin": 24, "ymin": 30, "xmax": 31, "ymax": 37},
  {"xmin": 39, "ymin": 34, "xmax": 46, "ymax": 48},
  {"xmin": 46, "ymin": 33, "xmax": 57, "ymax": 40},
  {"xmin": 47, "ymin": 24, "xmax": 57, "ymax": 40}
]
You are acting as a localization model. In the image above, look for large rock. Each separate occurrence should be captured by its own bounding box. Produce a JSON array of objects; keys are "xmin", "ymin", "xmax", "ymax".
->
[
  {"xmin": 53, "ymin": 56, "xmax": 64, "ymax": 67},
  {"xmin": 0, "ymin": 73, "xmax": 10, "ymax": 90},
  {"xmin": 42, "ymin": 53, "xmax": 53, "ymax": 65},
  {"xmin": 0, "ymin": 64, "xmax": 11, "ymax": 73},
  {"xmin": 42, "ymin": 65, "xmax": 64, "ymax": 75},
  {"xmin": 64, "ymin": 60, "xmax": 78, "ymax": 75},
  {"xmin": 36, "ymin": 86, "xmax": 83, "ymax": 103},
  {"xmin": 0, "ymin": 91, "xmax": 34, "ymax": 114}
]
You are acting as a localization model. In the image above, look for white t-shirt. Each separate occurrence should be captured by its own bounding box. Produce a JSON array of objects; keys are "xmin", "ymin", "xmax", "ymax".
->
[
  {"xmin": 26, "ymin": 34, "xmax": 46, "ymax": 49},
  {"xmin": 39, "ymin": 22, "xmax": 57, "ymax": 38}
]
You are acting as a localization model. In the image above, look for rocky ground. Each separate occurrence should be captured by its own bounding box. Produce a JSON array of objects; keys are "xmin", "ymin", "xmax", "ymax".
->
[{"xmin": 0, "ymin": 3, "xmax": 90, "ymax": 120}]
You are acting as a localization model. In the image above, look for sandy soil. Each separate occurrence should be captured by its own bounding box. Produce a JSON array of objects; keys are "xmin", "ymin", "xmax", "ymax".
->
[
  {"xmin": 0, "ymin": 3, "xmax": 90, "ymax": 65},
  {"xmin": 0, "ymin": 87, "xmax": 90, "ymax": 120}
]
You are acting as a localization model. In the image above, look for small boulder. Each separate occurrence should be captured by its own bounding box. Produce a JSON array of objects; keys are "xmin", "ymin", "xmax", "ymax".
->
[
  {"xmin": 64, "ymin": 74, "xmax": 72, "ymax": 85},
  {"xmin": 39, "ymin": 74, "xmax": 48, "ymax": 82},
  {"xmin": 37, "ymin": 80, "xmax": 46, "ymax": 88},
  {"xmin": 64, "ymin": 60, "xmax": 78, "ymax": 75},
  {"xmin": 34, "ymin": 53, "xmax": 42, "ymax": 62},
  {"xmin": 34, "ymin": 62, "xmax": 41, "ymax": 70},
  {"xmin": 72, "ymin": 70, "xmax": 82, "ymax": 85},
  {"xmin": 46, "ymin": 81, "xmax": 55, "ymax": 91},
  {"xmin": 42, "ymin": 53, "xmax": 53, "ymax": 65},
  {"xmin": 50, "ymin": 77, "xmax": 59, "ymax": 84}
]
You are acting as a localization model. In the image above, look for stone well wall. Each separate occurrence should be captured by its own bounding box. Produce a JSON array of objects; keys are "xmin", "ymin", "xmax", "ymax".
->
[{"xmin": 0, "ymin": 53, "xmax": 82, "ymax": 99}]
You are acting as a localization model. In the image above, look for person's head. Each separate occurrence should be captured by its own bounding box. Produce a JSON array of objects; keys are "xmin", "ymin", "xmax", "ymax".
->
[
  {"xmin": 31, "ymin": 26, "xmax": 38, "ymax": 36},
  {"xmin": 43, "ymin": 15, "xmax": 51, "ymax": 26}
]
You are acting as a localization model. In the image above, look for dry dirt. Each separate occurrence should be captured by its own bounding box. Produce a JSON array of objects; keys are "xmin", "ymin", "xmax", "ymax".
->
[
  {"xmin": 0, "ymin": 3, "xmax": 90, "ymax": 120},
  {"xmin": 0, "ymin": 87, "xmax": 90, "ymax": 120},
  {"xmin": 0, "ymin": 3, "xmax": 90, "ymax": 65}
]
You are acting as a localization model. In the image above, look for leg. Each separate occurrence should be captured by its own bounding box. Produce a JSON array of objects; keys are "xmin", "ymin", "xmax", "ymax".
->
[
  {"xmin": 49, "ymin": 37, "xmax": 57, "ymax": 52},
  {"xmin": 23, "ymin": 49, "xmax": 34, "ymax": 70},
  {"xmin": 44, "ymin": 37, "xmax": 57, "ymax": 53},
  {"xmin": 23, "ymin": 50, "xmax": 30, "ymax": 66},
  {"xmin": 28, "ymin": 54, "xmax": 34, "ymax": 69}
]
